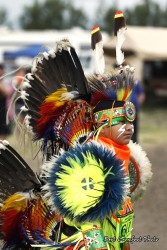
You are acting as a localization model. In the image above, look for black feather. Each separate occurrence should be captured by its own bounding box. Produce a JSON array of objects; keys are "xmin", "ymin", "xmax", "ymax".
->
[
  {"xmin": 36, "ymin": 57, "xmax": 63, "ymax": 92},
  {"xmin": 28, "ymin": 74, "xmax": 50, "ymax": 96},
  {"xmin": 26, "ymin": 83, "xmax": 48, "ymax": 104},
  {"xmin": 25, "ymin": 97, "xmax": 42, "ymax": 113},
  {"xmin": 70, "ymin": 47, "xmax": 90, "ymax": 96},
  {"xmin": 0, "ymin": 142, "xmax": 40, "ymax": 202},
  {"xmin": 61, "ymin": 49, "xmax": 77, "ymax": 90}
]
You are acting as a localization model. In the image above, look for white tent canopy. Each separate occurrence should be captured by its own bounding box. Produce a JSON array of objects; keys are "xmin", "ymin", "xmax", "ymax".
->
[{"xmin": 104, "ymin": 26, "xmax": 167, "ymax": 60}]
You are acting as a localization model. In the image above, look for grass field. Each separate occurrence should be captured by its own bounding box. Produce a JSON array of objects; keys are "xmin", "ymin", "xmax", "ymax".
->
[{"xmin": 139, "ymin": 107, "xmax": 167, "ymax": 146}]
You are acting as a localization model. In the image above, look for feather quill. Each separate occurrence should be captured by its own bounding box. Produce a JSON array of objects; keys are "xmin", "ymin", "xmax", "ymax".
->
[
  {"xmin": 91, "ymin": 26, "xmax": 105, "ymax": 75},
  {"xmin": 114, "ymin": 10, "xmax": 126, "ymax": 66}
]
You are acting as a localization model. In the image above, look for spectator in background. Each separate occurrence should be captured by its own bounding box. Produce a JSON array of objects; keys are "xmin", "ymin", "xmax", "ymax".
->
[
  {"xmin": 14, "ymin": 68, "xmax": 27, "ymax": 122},
  {"xmin": 129, "ymin": 80, "xmax": 145, "ymax": 143},
  {"xmin": 0, "ymin": 63, "xmax": 10, "ymax": 139},
  {"xmin": 13, "ymin": 67, "xmax": 30, "ymax": 123}
]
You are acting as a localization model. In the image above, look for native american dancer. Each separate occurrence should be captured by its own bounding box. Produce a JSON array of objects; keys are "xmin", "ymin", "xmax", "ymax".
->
[{"xmin": 0, "ymin": 11, "xmax": 152, "ymax": 250}]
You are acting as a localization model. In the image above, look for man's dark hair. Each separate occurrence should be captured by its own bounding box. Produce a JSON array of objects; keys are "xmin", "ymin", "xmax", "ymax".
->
[{"xmin": 93, "ymin": 100, "xmax": 125, "ymax": 113}]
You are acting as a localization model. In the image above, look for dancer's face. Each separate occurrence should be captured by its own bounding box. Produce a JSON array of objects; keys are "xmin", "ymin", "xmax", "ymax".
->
[{"xmin": 101, "ymin": 119, "xmax": 134, "ymax": 145}]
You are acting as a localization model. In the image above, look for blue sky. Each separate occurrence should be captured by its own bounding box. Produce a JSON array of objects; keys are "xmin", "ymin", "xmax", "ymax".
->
[{"xmin": 0, "ymin": 0, "xmax": 166, "ymax": 29}]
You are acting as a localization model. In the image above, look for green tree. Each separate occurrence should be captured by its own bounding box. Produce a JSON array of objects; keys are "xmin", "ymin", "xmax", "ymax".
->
[
  {"xmin": 94, "ymin": 0, "xmax": 118, "ymax": 34},
  {"xmin": 19, "ymin": 0, "xmax": 88, "ymax": 30},
  {"xmin": 63, "ymin": 4, "xmax": 88, "ymax": 29},
  {"xmin": 93, "ymin": 0, "xmax": 109, "ymax": 29},
  {"xmin": 102, "ymin": 0, "xmax": 167, "ymax": 33},
  {"xmin": 161, "ymin": 6, "xmax": 167, "ymax": 27},
  {"xmin": 102, "ymin": 6, "xmax": 118, "ymax": 34},
  {"xmin": 125, "ymin": 0, "xmax": 167, "ymax": 27},
  {"xmin": 0, "ymin": 8, "xmax": 7, "ymax": 25}
]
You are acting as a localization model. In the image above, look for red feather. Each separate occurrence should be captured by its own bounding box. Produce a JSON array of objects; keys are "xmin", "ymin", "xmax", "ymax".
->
[
  {"xmin": 1, "ymin": 209, "xmax": 24, "ymax": 242},
  {"xmin": 34, "ymin": 101, "xmax": 68, "ymax": 138}
]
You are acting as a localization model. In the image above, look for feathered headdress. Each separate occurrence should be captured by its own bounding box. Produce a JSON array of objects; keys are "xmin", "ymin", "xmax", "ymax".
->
[
  {"xmin": 114, "ymin": 10, "xmax": 126, "ymax": 66},
  {"xmin": 88, "ymin": 66, "xmax": 136, "ymax": 127},
  {"xmin": 91, "ymin": 25, "xmax": 105, "ymax": 75},
  {"xmin": 13, "ymin": 39, "xmax": 93, "ymax": 156},
  {"xmin": 89, "ymin": 11, "xmax": 136, "ymax": 127}
]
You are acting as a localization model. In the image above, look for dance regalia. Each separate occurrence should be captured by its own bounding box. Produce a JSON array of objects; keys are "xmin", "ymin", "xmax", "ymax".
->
[
  {"xmin": 0, "ymin": 11, "xmax": 152, "ymax": 250},
  {"xmin": 95, "ymin": 137, "xmax": 134, "ymax": 250},
  {"xmin": 0, "ymin": 138, "xmax": 151, "ymax": 250}
]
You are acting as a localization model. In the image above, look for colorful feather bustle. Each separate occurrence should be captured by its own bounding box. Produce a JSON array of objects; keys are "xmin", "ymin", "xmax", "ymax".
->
[
  {"xmin": 1, "ymin": 192, "xmax": 32, "ymax": 249},
  {"xmin": 6, "ymin": 39, "xmax": 90, "ymax": 154},
  {"xmin": 59, "ymin": 101, "xmax": 93, "ymax": 146},
  {"xmin": 21, "ymin": 199, "xmax": 61, "ymax": 244},
  {"xmin": 34, "ymin": 88, "xmax": 70, "ymax": 140},
  {"xmin": 33, "ymin": 88, "xmax": 93, "ymax": 154},
  {"xmin": 9, "ymin": 39, "xmax": 91, "ymax": 156},
  {"xmin": 0, "ymin": 140, "xmax": 63, "ymax": 249},
  {"xmin": 42, "ymin": 141, "xmax": 129, "ymax": 223},
  {"xmin": 1, "ymin": 193, "xmax": 61, "ymax": 249}
]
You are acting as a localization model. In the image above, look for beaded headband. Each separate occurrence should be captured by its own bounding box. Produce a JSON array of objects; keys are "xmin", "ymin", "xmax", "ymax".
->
[{"xmin": 93, "ymin": 102, "xmax": 136, "ymax": 126}]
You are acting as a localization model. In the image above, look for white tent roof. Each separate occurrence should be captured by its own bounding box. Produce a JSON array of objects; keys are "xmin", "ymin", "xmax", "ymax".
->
[
  {"xmin": 0, "ymin": 27, "xmax": 92, "ymax": 48},
  {"xmin": 104, "ymin": 26, "xmax": 167, "ymax": 60},
  {"xmin": 0, "ymin": 27, "xmax": 108, "ymax": 49},
  {"xmin": 0, "ymin": 27, "xmax": 95, "ymax": 63}
]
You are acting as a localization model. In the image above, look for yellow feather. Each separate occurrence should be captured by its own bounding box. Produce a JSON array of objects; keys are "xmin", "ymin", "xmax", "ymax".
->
[
  {"xmin": 44, "ymin": 88, "xmax": 68, "ymax": 107},
  {"xmin": 117, "ymin": 88, "xmax": 132, "ymax": 101},
  {"xmin": 1, "ymin": 192, "xmax": 29, "ymax": 212},
  {"xmin": 117, "ymin": 88, "xmax": 126, "ymax": 101}
]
